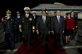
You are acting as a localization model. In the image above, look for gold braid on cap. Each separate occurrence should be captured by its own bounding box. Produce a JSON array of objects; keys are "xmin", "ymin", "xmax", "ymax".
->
[{"xmin": 6, "ymin": 10, "xmax": 11, "ymax": 14}]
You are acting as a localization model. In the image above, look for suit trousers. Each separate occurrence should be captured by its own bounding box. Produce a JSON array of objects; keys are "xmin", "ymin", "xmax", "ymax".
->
[
  {"xmin": 41, "ymin": 32, "xmax": 48, "ymax": 47},
  {"xmin": 54, "ymin": 32, "xmax": 63, "ymax": 49},
  {"xmin": 5, "ymin": 33, "xmax": 15, "ymax": 50}
]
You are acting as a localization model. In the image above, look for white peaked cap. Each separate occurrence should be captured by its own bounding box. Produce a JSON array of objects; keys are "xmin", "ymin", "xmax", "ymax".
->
[
  {"xmin": 31, "ymin": 11, "xmax": 36, "ymax": 13},
  {"xmin": 6, "ymin": 9, "xmax": 11, "ymax": 14},
  {"xmin": 24, "ymin": 7, "xmax": 30, "ymax": 10}
]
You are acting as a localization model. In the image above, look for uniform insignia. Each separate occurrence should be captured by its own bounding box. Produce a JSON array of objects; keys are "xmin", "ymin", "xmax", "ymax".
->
[
  {"xmin": 32, "ymin": 26, "xmax": 35, "ymax": 29},
  {"xmin": 32, "ymin": 26, "xmax": 35, "ymax": 32},
  {"xmin": 29, "ymin": 18, "xmax": 32, "ymax": 21}
]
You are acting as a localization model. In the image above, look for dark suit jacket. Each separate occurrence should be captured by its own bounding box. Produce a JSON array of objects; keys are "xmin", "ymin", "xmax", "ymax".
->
[
  {"xmin": 4, "ymin": 17, "xmax": 14, "ymax": 33},
  {"xmin": 14, "ymin": 17, "xmax": 21, "ymax": 31},
  {"xmin": 33, "ymin": 15, "xmax": 39, "ymax": 29},
  {"xmin": 33, "ymin": 15, "xmax": 38, "ymax": 25},
  {"xmin": 36, "ymin": 16, "xmax": 51, "ymax": 35},
  {"xmin": 52, "ymin": 16, "xmax": 64, "ymax": 34}
]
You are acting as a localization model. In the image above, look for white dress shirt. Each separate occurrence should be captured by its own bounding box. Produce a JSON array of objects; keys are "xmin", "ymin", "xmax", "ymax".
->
[
  {"xmin": 57, "ymin": 16, "xmax": 60, "ymax": 23},
  {"xmin": 42, "ymin": 16, "xmax": 46, "ymax": 23},
  {"xmin": 34, "ymin": 16, "xmax": 36, "ymax": 19}
]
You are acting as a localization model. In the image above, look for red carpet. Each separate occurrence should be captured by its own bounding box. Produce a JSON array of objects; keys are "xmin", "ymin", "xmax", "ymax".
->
[{"xmin": 15, "ymin": 35, "xmax": 67, "ymax": 54}]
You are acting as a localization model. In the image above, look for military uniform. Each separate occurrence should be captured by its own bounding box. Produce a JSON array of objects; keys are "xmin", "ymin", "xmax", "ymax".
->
[
  {"xmin": 21, "ymin": 13, "xmax": 34, "ymax": 48},
  {"xmin": 19, "ymin": 7, "xmax": 34, "ymax": 49},
  {"xmin": 31, "ymin": 11, "xmax": 38, "ymax": 33},
  {"xmin": 31, "ymin": 11, "xmax": 39, "ymax": 43}
]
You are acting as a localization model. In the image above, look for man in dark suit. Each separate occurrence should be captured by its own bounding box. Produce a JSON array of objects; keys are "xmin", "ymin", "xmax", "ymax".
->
[
  {"xmin": 3, "ymin": 10, "xmax": 15, "ymax": 51},
  {"xmin": 31, "ymin": 11, "xmax": 38, "ymax": 33},
  {"xmin": 20, "ymin": 7, "xmax": 34, "ymax": 49},
  {"xmin": 52, "ymin": 10, "xmax": 64, "ymax": 49},
  {"xmin": 36, "ymin": 10, "xmax": 51, "ymax": 48},
  {"xmin": 31, "ymin": 11, "xmax": 39, "ymax": 42},
  {"xmin": 14, "ymin": 11, "xmax": 21, "ymax": 43}
]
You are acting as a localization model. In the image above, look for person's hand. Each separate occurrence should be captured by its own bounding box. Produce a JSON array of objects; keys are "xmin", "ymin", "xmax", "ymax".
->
[
  {"xmin": 19, "ymin": 25, "xmax": 22, "ymax": 32},
  {"xmin": 76, "ymin": 26, "xmax": 78, "ymax": 28},
  {"xmin": 32, "ymin": 30, "xmax": 35, "ymax": 33},
  {"xmin": 19, "ymin": 28, "xmax": 22, "ymax": 32},
  {"xmin": 73, "ymin": 28, "xmax": 75, "ymax": 30},
  {"xmin": 29, "ymin": 18, "xmax": 32, "ymax": 21},
  {"xmin": 62, "ymin": 30, "xmax": 64, "ymax": 34},
  {"xmin": 19, "ymin": 25, "xmax": 21, "ymax": 28},
  {"xmin": 32, "ymin": 26, "xmax": 35, "ymax": 30},
  {"xmin": 51, "ymin": 31, "xmax": 54, "ymax": 34},
  {"xmin": 36, "ymin": 30, "xmax": 39, "ymax": 35}
]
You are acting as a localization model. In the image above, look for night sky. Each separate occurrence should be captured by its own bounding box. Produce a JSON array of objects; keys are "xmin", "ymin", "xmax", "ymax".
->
[{"xmin": 0, "ymin": 0, "xmax": 82, "ymax": 17}]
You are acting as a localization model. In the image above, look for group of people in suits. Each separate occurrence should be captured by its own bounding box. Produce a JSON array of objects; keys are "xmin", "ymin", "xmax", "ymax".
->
[{"xmin": 1, "ymin": 7, "xmax": 77, "ymax": 52}]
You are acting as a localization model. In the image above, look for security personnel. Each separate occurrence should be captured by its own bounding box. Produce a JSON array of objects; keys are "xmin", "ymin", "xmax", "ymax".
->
[
  {"xmin": 31, "ymin": 11, "xmax": 37, "ymax": 33},
  {"xmin": 31, "ymin": 11, "xmax": 39, "ymax": 42},
  {"xmin": 19, "ymin": 7, "xmax": 34, "ymax": 49},
  {"xmin": 3, "ymin": 10, "xmax": 15, "ymax": 51},
  {"xmin": 14, "ymin": 11, "xmax": 21, "ymax": 43}
]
